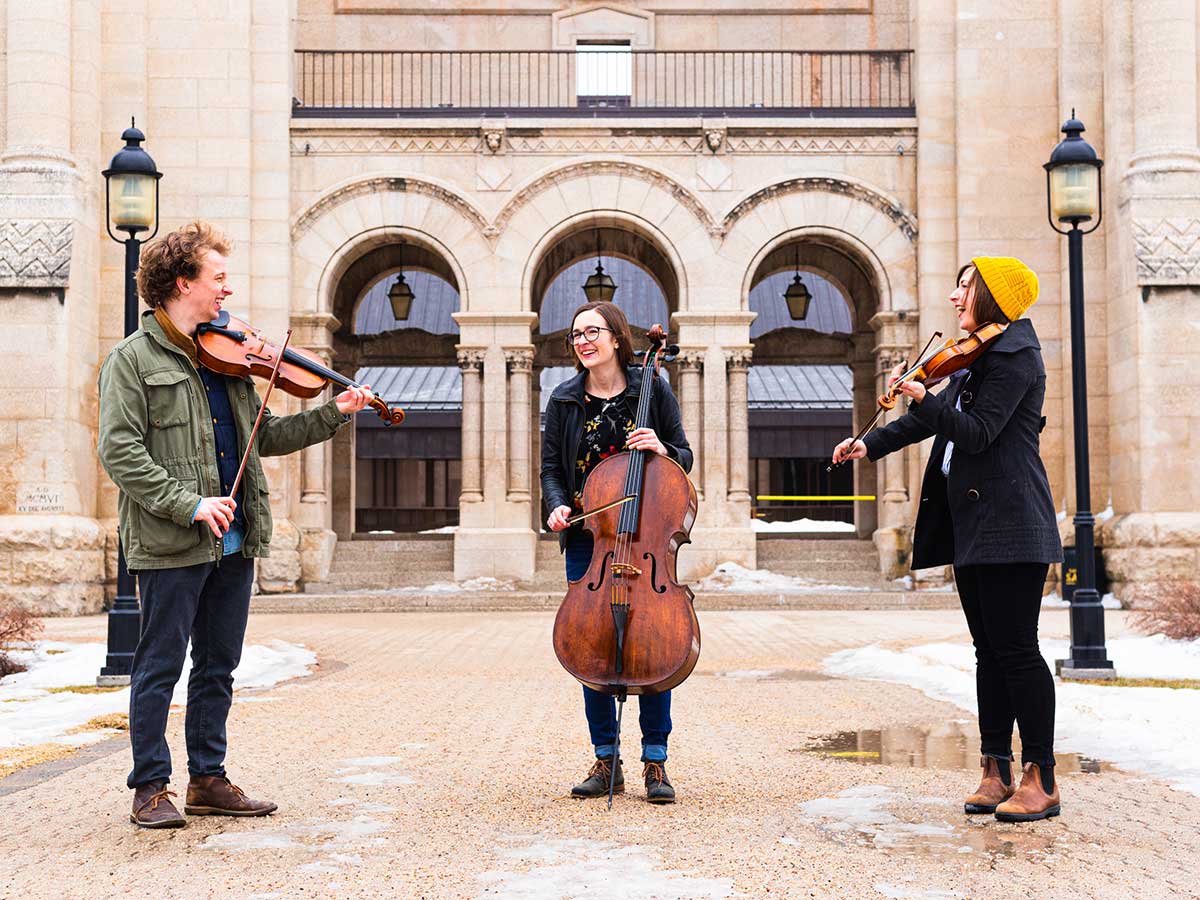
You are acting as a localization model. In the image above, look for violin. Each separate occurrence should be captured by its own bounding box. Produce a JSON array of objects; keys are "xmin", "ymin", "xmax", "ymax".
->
[
  {"xmin": 551, "ymin": 324, "xmax": 700, "ymax": 806},
  {"xmin": 829, "ymin": 322, "xmax": 1007, "ymax": 470},
  {"xmin": 196, "ymin": 310, "xmax": 404, "ymax": 426}
]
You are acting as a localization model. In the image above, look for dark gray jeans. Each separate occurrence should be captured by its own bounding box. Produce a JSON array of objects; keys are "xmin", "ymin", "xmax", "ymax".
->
[{"xmin": 127, "ymin": 555, "xmax": 255, "ymax": 789}]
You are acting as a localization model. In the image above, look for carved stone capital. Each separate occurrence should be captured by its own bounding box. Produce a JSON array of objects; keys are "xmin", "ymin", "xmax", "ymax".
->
[
  {"xmin": 676, "ymin": 349, "xmax": 705, "ymax": 372},
  {"xmin": 724, "ymin": 347, "xmax": 753, "ymax": 371},
  {"xmin": 456, "ymin": 346, "xmax": 486, "ymax": 372},
  {"xmin": 0, "ymin": 219, "xmax": 73, "ymax": 289},
  {"xmin": 503, "ymin": 346, "xmax": 534, "ymax": 374}
]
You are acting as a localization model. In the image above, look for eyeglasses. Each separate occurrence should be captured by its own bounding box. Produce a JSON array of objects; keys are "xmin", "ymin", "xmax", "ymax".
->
[{"xmin": 566, "ymin": 326, "xmax": 614, "ymax": 346}]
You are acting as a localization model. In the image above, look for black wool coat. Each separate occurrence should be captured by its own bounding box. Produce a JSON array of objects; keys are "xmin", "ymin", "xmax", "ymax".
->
[
  {"xmin": 863, "ymin": 318, "xmax": 1063, "ymax": 569},
  {"xmin": 541, "ymin": 365, "xmax": 693, "ymax": 549}
]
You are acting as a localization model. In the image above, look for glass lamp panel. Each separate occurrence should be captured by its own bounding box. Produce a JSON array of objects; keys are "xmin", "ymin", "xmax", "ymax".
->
[
  {"xmin": 1049, "ymin": 163, "xmax": 1099, "ymax": 221},
  {"xmin": 109, "ymin": 172, "xmax": 156, "ymax": 229}
]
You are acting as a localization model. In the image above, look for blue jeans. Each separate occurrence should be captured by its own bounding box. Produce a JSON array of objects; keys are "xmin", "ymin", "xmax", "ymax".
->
[
  {"xmin": 565, "ymin": 532, "xmax": 671, "ymax": 763},
  {"xmin": 127, "ymin": 555, "xmax": 255, "ymax": 788}
]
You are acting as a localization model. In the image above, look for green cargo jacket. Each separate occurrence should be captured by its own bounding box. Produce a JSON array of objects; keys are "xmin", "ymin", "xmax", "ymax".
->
[{"xmin": 98, "ymin": 310, "xmax": 347, "ymax": 571}]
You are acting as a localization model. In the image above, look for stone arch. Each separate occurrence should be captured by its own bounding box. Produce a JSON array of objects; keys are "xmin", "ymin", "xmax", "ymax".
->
[
  {"xmin": 290, "ymin": 174, "xmax": 491, "ymax": 318},
  {"xmin": 493, "ymin": 158, "xmax": 719, "ymax": 241}
]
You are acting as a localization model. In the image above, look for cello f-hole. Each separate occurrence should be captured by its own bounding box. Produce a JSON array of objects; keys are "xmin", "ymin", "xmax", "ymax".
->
[
  {"xmin": 587, "ymin": 551, "xmax": 614, "ymax": 591},
  {"xmin": 643, "ymin": 551, "xmax": 667, "ymax": 594}
]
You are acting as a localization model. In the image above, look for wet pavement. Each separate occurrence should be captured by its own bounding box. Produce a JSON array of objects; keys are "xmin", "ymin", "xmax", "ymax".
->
[{"xmin": 1, "ymin": 609, "xmax": 1197, "ymax": 900}]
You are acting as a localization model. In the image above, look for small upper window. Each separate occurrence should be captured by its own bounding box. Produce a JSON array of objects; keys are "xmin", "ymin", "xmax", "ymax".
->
[{"xmin": 576, "ymin": 42, "xmax": 632, "ymax": 109}]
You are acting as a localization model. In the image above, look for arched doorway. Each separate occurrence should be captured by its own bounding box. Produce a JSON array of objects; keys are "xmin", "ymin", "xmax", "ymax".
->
[
  {"xmin": 746, "ymin": 237, "xmax": 881, "ymax": 539},
  {"xmin": 329, "ymin": 239, "xmax": 462, "ymax": 537},
  {"xmin": 530, "ymin": 223, "xmax": 679, "ymax": 527}
]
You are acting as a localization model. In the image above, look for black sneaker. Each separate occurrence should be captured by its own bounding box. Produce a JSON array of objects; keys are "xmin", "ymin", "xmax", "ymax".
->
[
  {"xmin": 571, "ymin": 757, "xmax": 624, "ymax": 798},
  {"xmin": 643, "ymin": 761, "xmax": 675, "ymax": 804}
]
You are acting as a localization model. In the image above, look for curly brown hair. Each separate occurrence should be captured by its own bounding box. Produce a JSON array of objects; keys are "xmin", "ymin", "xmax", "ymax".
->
[{"xmin": 136, "ymin": 221, "xmax": 232, "ymax": 308}]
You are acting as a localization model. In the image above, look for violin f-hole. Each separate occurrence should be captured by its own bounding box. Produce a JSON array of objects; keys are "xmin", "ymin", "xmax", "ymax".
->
[
  {"xmin": 587, "ymin": 551, "xmax": 614, "ymax": 591},
  {"xmin": 642, "ymin": 552, "xmax": 667, "ymax": 594}
]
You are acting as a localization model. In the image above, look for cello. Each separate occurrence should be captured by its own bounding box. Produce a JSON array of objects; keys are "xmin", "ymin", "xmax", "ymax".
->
[{"xmin": 551, "ymin": 324, "xmax": 701, "ymax": 807}]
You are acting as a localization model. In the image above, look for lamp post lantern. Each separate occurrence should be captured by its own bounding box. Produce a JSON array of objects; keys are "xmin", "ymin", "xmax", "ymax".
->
[
  {"xmin": 98, "ymin": 119, "xmax": 162, "ymax": 685},
  {"xmin": 1044, "ymin": 111, "xmax": 1114, "ymax": 680},
  {"xmin": 388, "ymin": 242, "xmax": 415, "ymax": 321}
]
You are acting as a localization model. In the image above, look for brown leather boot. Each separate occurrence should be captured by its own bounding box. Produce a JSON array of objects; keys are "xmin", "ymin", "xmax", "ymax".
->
[
  {"xmin": 130, "ymin": 781, "xmax": 185, "ymax": 829},
  {"xmin": 184, "ymin": 775, "xmax": 278, "ymax": 817},
  {"xmin": 994, "ymin": 762, "xmax": 1060, "ymax": 822},
  {"xmin": 964, "ymin": 755, "xmax": 1014, "ymax": 814}
]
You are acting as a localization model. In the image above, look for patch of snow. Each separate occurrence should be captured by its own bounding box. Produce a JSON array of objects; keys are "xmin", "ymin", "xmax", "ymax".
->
[
  {"xmin": 338, "ymin": 756, "xmax": 404, "ymax": 768},
  {"xmin": 752, "ymin": 518, "xmax": 856, "ymax": 533},
  {"xmin": 407, "ymin": 576, "xmax": 517, "ymax": 593},
  {"xmin": 798, "ymin": 785, "xmax": 956, "ymax": 849},
  {"xmin": 203, "ymin": 816, "xmax": 389, "ymax": 854},
  {"xmin": 696, "ymin": 562, "xmax": 870, "ymax": 594},
  {"xmin": 203, "ymin": 831, "xmax": 303, "ymax": 852},
  {"xmin": 419, "ymin": 525, "xmax": 457, "ymax": 534},
  {"xmin": 1042, "ymin": 591, "xmax": 1121, "ymax": 609},
  {"xmin": 823, "ymin": 636, "xmax": 1200, "ymax": 796},
  {"xmin": 329, "ymin": 771, "xmax": 415, "ymax": 786},
  {"xmin": 475, "ymin": 839, "xmax": 732, "ymax": 900},
  {"xmin": 715, "ymin": 669, "xmax": 778, "ymax": 680},
  {"xmin": 0, "ymin": 640, "xmax": 315, "ymax": 749}
]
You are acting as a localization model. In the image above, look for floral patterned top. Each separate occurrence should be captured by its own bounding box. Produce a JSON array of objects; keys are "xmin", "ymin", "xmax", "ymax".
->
[{"xmin": 573, "ymin": 391, "xmax": 635, "ymax": 512}]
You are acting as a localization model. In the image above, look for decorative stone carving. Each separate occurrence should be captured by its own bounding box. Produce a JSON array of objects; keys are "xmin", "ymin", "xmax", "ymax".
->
[
  {"xmin": 0, "ymin": 219, "xmax": 73, "ymax": 289},
  {"xmin": 456, "ymin": 347, "xmax": 486, "ymax": 371},
  {"xmin": 292, "ymin": 176, "xmax": 491, "ymax": 239},
  {"xmin": 705, "ymin": 129, "xmax": 725, "ymax": 153},
  {"xmin": 482, "ymin": 128, "xmax": 505, "ymax": 154},
  {"xmin": 492, "ymin": 160, "xmax": 718, "ymax": 237},
  {"xmin": 724, "ymin": 347, "xmax": 753, "ymax": 370},
  {"xmin": 726, "ymin": 134, "xmax": 917, "ymax": 156},
  {"xmin": 723, "ymin": 176, "xmax": 918, "ymax": 242},
  {"xmin": 503, "ymin": 347, "xmax": 534, "ymax": 373},
  {"xmin": 1133, "ymin": 218, "xmax": 1200, "ymax": 285},
  {"xmin": 292, "ymin": 135, "xmax": 482, "ymax": 155},
  {"xmin": 676, "ymin": 349, "xmax": 704, "ymax": 372}
]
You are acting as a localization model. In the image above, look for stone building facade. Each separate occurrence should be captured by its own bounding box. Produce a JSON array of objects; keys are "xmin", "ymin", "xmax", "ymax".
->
[{"xmin": 0, "ymin": 0, "xmax": 1196, "ymax": 613}]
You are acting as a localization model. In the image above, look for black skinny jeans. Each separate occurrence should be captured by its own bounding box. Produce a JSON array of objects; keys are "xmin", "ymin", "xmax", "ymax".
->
[{"xmin": 954, "ymin": 562, "xmax": 1056, "ymax": 768}]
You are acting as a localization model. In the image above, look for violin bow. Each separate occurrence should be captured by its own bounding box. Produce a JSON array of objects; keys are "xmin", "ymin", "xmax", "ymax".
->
[
  {"xmin": 565, "ymin": 495, "xmax": 634, "ymax": 526},
  {"xmin": 826, "ymin": 330, "xmax": 944, "ymax": 472},
  {"xmin": 228, "ymin": 328, "xmax": 293, "ymax": 502}
]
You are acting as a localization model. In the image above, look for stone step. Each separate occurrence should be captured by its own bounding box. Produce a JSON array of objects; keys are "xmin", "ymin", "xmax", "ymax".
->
[
  {"xmin": 254, "ymin": 588, "xmax": 960, "ymax": 613},
  {"xmin": 333, "ymin": 539, "xmax": 454, "ymax": 559},
  {"xmin": 756, "ymin": 538, "xmax": 880, "ymax": 564}
]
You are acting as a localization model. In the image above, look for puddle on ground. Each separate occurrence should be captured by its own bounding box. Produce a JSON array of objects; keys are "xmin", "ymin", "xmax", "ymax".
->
[
  {"xmin": 797, "ymin": 722, "xmax": 1111, "ymax": 775},
  {"xmin": 787, "ymin": 784, "xmax": 1063, "ymax": 864}
]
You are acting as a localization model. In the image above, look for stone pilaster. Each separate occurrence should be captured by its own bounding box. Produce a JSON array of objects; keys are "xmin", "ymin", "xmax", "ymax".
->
[
  {"xmin": 451, "ymin": 312, "xmax": 538, "ymax": 582},
  {"xmin": 676, "ymin": 350, "xmax": 704, "ymax": 499},
  {"xmin": 504, "ymin": 346, "xmax": 534, "ymax": 502},
  {"xmin": 456, "ymin": 347, "xmax": 486, "ymax": 504},
  {"xmin": 725, "ymin": 347, "xmax": 752, "ymax": 506},
  {"xmin": 869, "ymin": 310, "xmax": 921, "ymax": 577},
  {"xmin": 670, "ymin": 312, "xmax": 757, "ymax": 579}
]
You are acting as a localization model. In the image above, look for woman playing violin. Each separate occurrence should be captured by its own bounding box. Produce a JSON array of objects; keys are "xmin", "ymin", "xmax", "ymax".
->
[
  {"xmin": 832, "ymin": 257, "xmax": 1064, "ymax": 822},
  {"xmin": 541, "ymin": 301, "xmax": 693, "ymax": 804}
]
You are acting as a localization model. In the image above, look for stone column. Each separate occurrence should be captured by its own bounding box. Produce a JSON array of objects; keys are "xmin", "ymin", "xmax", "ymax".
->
[
  {"xmin": 504, "ymin": 346, "xmax": 534, "ymax": 502},
  {"xmin": 1129, "ymin": 0, "xmax": 1200, "ymax": 174},
  {"xmin": 676, "ymin": 350, "xmax": 704, "ymax": 497},
  {"xmin": 725, "ymin": 347, "xmax": 752, "ymax": 505},
  {"xmin": 456, "ymin": 347, "xmax": 486, "ymax": 504},
  {"xmin": 451, "ymin": 312, "xmax": 538, "ymax": 582},
  {"xmin": 5, "ymin": 1, "xmax": 73, "ymax": 167}
]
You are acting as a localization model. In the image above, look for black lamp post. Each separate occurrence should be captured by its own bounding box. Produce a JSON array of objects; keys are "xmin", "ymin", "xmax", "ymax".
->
[
  {"xmin": 98, "ymin": 119, "xmax": 162, "ymax": 685},
  {"xmin": 1044, "ymin": 111, "xmax": 1114, "ymax": 679},
  {"xmin": 581, "ymin": 229, "xmax": 617, "ymax": 302}
]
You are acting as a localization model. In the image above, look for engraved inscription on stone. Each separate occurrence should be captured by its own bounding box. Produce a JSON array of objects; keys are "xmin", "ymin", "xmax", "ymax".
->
[{"xmin": 16, "ymin": 485, "xmax": 65, "ymax": 513}]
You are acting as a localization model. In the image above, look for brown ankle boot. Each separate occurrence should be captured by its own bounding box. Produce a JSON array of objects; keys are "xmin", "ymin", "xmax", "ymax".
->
[
  {"xmin": 130, "ymin": 781, "xmax": 185, "ymax": 829},
  {"xmin": 185, "ymin": 775, "xmax": 277, "ymax": 817},
  {"xmin": 995, "ymin": 762, "xmax": 1060, "ymax": 822},
  {"xmin": 964, "ymin": 756, "xmax": 1015, "ymax": 814}
]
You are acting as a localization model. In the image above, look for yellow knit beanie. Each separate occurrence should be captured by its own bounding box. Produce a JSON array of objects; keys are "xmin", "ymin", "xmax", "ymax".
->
[{"xmin": 971, "ymin": 256, "xmax": 1039, "ymax": 321}]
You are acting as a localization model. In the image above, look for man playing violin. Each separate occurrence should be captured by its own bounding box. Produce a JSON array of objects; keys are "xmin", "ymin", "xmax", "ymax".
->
[{"xmin": 98, "ymin": 221, "xmax": 373, "ymax": 828}]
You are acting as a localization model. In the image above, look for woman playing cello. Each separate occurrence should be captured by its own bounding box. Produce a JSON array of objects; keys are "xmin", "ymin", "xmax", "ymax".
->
[
  {"xmin": 541, "ymin": 301, "xmax": 693, "ymax": 804},
  {"xmin": 832, "ymin": 257, "xmax": 1064, "ymax": 822}
]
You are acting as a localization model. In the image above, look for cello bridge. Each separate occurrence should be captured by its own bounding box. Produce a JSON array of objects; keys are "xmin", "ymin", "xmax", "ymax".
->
[{"xmin": 611, "ymin": 563, "xmax": 642, "ymax": 578}]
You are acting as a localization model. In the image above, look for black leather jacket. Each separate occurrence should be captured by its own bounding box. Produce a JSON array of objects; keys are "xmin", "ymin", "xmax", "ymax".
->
[{"xmin": 540, "ymin": 365, "xmax": 693, "ymax": 548}]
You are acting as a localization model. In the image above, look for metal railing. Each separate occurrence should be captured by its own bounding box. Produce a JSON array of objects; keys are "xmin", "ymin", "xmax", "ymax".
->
[{"xmin": 293, "ymin": 50, "xmax": 914, "ymax": 118}]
